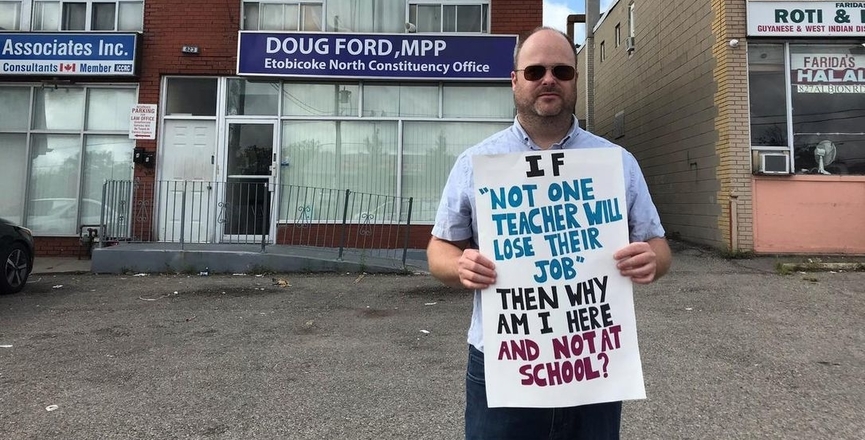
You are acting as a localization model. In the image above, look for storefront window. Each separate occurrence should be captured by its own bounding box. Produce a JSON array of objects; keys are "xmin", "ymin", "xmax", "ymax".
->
[
  {"xmin": 0, "ymin": 86, "xmax": 29, "ymax": 130},
  {"xmin": 27, "ymin": 134, "xmax": 82, "ymax": 234},
  {"xmin": 748, "ymin": 44, "xmax": 787, "ymax": 147},
  {"xmin": 227, "ymin": 79, "xmax": 279, "ymax": 116},
  {"xmin": 82, "ymin": 135, "xmax": 134, "ymax": 223},
  {"xmin": 0, "ymin": 85, "xmax": 136, "ymax": 235},
  {"xmin": 363, "ymin": 83, "xmax": 438, "ymax": 117},
  {"xmin": 443, "ymin": 84, "xmax": 513, "ymax": 118},
  {"xmin": 279, "ymin": 120, "xmax": 337, "ymax": 220},
  {"xmin": 0, "ymin": 84, "xmax": 29, "ymax": 222},
  {"xmin": 279, "ymin": 120, "xmax": 398, "ymax": 219},
  {"xmin": 340, "ymin": 121, "xmax": 398, "ymax": 195},
  {"xmin": 748, "ymin": 43, "xmax": 865, "ymax": 175},
  {"xmin": 275, "ymin": 80, "xmax": 512, "ymax": 222},
  {"xmin": 86, "ymin": 88, "xmax": 136, "ymax": 130},
  {"xmin": 403, "ymin": 120, "xmax": 509, "ymax": 220},
  {"xmin": 0, "ymin": 134, "xmax": 27, "ymax": 225},
  {"xmin": 282, "ymin": 82, "xmax": 359, "ymax": 116},
  {"xmin": 790, "ymin": 44, "xmax": 865, "ymax": 175},
  {"xmin": 33, "ymin": 88, "xmax": 85, "ymax": 130}
]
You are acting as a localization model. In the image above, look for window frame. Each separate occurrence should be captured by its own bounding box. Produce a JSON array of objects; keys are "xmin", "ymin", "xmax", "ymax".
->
[
  {"xmin": 240, "ymin": 0, "xmax": 323, "ymax": 31},
  {"xmin": 0, "ymin": 83, "xmax": 138, "ymax": 235},
  {"xmin": 0, "ymin": 0, "xmax": 30, "ymax": 30},
  {"xmin": 407, "ymin": 0, "xmax": 490, "ymax": 33},
  {"xmin": 748, "ymin": 41, "xmax": 865, "ymax": 175},
  {"xmin": 210, "ymin": 77, "xmax": 512, "ymax": 224},
  {"xmin": 627, "ymin": 1, "xmax": 635, "ymax": 38},
  {"xmin": 29, "ymin": 0, "xmax": 143, "ymax": 31}
]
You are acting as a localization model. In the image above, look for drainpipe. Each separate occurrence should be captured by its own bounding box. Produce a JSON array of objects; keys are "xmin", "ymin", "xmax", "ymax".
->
[
  {"xmin": 585, "ymin": 0, "xmax": 600, "ymax": 36},
  {"xmin": 567, "ymin": 14, "xmax": 589, "ymax": 127},
  {"xmin": 729, "ymin": 192, "xmax": 739, "ymax": 252},
  {"xmin": 573, "ymin": 0, "xmax": 600, "ymax": 132}
]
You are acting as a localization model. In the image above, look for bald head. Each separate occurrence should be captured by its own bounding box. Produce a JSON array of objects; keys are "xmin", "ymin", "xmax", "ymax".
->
[{"xmin": 513, "ymin": 27, "xmax": 578, "ymax": 70}]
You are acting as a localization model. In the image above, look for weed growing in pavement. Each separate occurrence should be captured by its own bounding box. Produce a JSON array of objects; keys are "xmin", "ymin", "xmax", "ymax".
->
[
  {"xmin": 248, "ymin": 265, "xmax": 272, "ymax": 275},
  {"xmin": 180, "ymin": 266, "xmax": 198, "ymax": 275},
  {"xmin": 358, "ymin": 252, "xmax": 368, "ymax": 273},
  {"xmin": 721, "ymin": 249, "xmax": 755, "ymax": 259}
]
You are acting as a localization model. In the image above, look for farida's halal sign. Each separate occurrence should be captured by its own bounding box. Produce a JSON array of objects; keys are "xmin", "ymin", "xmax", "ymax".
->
[{"xmin": 792, "ymin": 53, "xmax": 865, "ymax": 94}]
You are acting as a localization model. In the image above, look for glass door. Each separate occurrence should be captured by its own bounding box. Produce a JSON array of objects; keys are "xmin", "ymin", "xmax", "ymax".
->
[{"xmin": 222, "ymin": 121, "xmax": 277, "ymax": 240}]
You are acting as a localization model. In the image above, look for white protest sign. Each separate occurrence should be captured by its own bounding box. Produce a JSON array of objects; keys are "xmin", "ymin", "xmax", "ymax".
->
[{"xmin": 473, "ymin": 148, "xmax": 645, "ymax": 408}]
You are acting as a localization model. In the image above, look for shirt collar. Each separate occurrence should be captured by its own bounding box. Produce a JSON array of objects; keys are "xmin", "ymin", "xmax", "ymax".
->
[{"xmin": 512, "ymin": 115, "xmax": 580, "ymax": 150}]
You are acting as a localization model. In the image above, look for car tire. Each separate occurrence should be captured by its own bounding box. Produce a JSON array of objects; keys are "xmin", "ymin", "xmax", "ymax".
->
[{"xmin": 1, "ymin": 242, "xmax": 32, "ymax": 294}]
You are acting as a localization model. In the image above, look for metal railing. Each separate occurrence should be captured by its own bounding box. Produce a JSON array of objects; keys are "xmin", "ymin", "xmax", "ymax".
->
[{"xmin": 99, "ymin": 179, "xmax": 414, "ymax": 266}]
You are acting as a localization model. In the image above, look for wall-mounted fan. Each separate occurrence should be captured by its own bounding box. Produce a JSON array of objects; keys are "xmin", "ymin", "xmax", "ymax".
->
[{"xmin": 814, "ymin": 140, "xmax": 837, "ymax": 175}]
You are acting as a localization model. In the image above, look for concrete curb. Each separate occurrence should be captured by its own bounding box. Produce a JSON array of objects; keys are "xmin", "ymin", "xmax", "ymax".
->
[{"xmin": 778, "ymin": 262, "xmax": 865, "ymax": 272}]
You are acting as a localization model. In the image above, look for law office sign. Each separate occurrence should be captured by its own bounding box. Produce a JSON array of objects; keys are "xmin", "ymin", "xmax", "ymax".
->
[
  {"xmin": 0, "ymin": 33, "xmax": 139, "ymax": 76},
  {"xmin": 747, "ymin": 1, "xmax": 865, "ymax": 36},
  {"xmin": 237, "ymin": 31, "xmax": 517, "ymax": 80},
  {"xmin": 129, "ymin": 104, "xmax": 157, "ymax": 140}
]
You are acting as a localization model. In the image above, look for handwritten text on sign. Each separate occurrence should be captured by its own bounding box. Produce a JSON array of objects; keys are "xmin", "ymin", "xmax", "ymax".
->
[{"xmin": 473, "ymin": 149, "xmax": 645, "ymax": 408}]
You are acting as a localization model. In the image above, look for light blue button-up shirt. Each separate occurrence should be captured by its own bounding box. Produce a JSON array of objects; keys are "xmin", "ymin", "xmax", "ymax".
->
[{"xmin": 431, "ymin": 117, "xmax": 665, "ymax": 352}]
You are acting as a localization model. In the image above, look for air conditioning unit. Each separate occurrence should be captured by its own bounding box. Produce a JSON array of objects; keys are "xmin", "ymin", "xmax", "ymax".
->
[
  {"xmin": 757, "ymin": 151, "xmax": 790, "ymax": 175},
  {"xmin": 625, "ymin": 37, "xmax": 636, "ymax": 52}
]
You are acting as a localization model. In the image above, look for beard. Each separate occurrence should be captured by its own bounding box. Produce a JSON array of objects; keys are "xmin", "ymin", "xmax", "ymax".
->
[{"xmin": 514, "ymin": 85, "xmax": 577, "ymax": 122}]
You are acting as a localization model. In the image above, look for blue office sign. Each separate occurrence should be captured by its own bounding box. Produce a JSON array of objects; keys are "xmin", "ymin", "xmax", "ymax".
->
[
  {"xmin": 237, "ymin": 32, "xmax": 517, "ymax": 80},
  {"xmin": 0, "ymin": 33, "xmax": 139, "ymax": 76}
]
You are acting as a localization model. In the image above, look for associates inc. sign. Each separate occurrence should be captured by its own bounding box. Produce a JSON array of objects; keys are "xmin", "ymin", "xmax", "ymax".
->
[
  {"xmin": 0, "ymin": 33, "xmax": 139, "ymax": 76},
  {"xmin": 747, "ymin": 1, "xmax": 865, "ymax": 36},
  {"xmin": 237, "ymin": 32, "xmax": 517, "ymax": 80}
]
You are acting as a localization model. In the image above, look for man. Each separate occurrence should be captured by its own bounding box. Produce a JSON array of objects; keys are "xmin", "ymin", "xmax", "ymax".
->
[{"xmin": 427, "ymin": 27, "xmax": 672, "ymax": 439}]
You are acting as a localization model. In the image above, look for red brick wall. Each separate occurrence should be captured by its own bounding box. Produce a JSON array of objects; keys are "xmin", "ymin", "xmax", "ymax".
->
[
  {"xmin": 492, "ymin": 0, "xmax": 543, "ymax": 39},
  {"xmin": 138, "ymin": 0, "xmax": 239, "ymax": 99},
  {"xmin": 275, "ymin": 224, "xmax": 433, "ymax": 249},
  {"xmin": 134, "ymin": 0, "xmax": 240, "ymax": 172},
  {"xmin": 34, "ymin": 237, "xmax": 82, "ymax": 258}
]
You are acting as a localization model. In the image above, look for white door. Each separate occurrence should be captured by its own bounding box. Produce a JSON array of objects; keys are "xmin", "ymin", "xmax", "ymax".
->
[{"xmin": 158, "ymin": 120, "xmax": 217, "ymax": 242}]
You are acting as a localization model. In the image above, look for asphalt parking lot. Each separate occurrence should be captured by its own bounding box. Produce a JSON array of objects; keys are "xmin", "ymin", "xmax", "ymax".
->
[{"xmin": 1, "ymin": 245, "xmax": 864, "ymax": 439}]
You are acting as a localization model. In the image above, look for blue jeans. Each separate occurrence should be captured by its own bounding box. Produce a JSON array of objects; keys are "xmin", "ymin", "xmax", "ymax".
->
[{"xmin": 465, "ymin": 345, "xmax": 622, "ymax": 440}]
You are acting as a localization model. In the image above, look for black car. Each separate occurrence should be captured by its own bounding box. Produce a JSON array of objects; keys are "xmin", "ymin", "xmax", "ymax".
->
[{"xmin": 1, "ymin": 218, "xmax": 35, "ymax": 294}]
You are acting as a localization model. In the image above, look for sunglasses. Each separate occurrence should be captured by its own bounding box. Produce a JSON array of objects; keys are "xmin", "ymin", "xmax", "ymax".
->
[{"xmin": 515, "ymin": 65, "xmax": 576, "ymax": 81}]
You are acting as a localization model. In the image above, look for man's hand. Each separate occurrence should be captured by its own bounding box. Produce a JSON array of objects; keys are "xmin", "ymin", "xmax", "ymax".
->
[
  {"xmin": 457, "ymin": 249, "xmax": 497, "ymax": 289},
  {"xmin": 427, "ymin": 237, "xmax": 497, "ymax": 290},
  {"xmin": 613, "ymin": 237, "xmax": 672, "ymax": 284}
]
